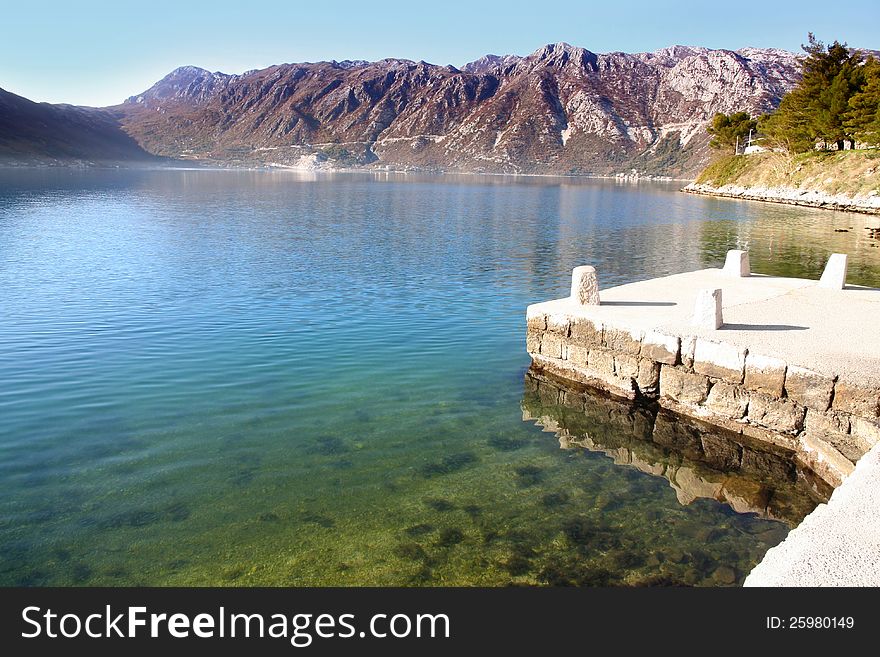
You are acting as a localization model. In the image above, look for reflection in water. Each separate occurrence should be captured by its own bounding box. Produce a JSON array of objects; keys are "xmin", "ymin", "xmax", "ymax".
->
[
  {"xmin": 697, "ymin": 203, "xmax": 880, "ymax": 285},
  {"xmin": 522, "ymin": 371, "xmax": 830, "ymax": 526}
]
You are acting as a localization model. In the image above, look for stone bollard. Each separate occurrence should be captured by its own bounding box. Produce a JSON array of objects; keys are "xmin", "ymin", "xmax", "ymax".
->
[
  {"xmin": 693, "ymin": 288, "xmax": 723, "ymax": 329},
  {"xmin": 722, "ymin": 249, "xmax": 750, "ymax": 277},
  {"xmin": 819, "ymin": 253, "xmax": 848, "ymax": 289},
  {"xmin": 571, "ymin": 266, "xmax": 600, "ymax": 306}
]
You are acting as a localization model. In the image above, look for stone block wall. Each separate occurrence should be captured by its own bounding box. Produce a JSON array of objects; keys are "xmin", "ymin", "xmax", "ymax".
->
[{"xmin": 527, "ymin": 309, "xmax": 880, "ymax": 487}]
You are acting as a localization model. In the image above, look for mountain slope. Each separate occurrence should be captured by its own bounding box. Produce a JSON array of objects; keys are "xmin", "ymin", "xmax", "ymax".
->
[
  {"xmin": 0, "ymin": 88, "xmax": 157, "ymax": 165},
  {"xmin": 112, "ymin": 43, "xmax": 802, "ymax": 175}
]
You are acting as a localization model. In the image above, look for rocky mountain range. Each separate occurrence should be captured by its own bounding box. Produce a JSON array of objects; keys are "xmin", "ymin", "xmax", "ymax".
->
[{"xmin": 1, "ymin": 43, "xmax": 804, "ymax": 176}]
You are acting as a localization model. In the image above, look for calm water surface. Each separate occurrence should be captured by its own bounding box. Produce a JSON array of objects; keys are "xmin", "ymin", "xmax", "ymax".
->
[{"xmin": 1, "ymin": 169, "xmax": 878, "ymax": 586}]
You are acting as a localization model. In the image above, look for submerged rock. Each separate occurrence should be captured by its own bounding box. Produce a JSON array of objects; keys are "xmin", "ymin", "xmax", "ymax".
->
[
  {"xmin": 420, "ymin": 452, "xmax": 478, "ymax": 477},
  {"xmin": 436, "ymin": 528, "xmax": 465, "ymax": 547},
  {"xmin": 423, "ymin": 498, "xmax": 456, "ymax": 512},
  {"xmin": 711, "ymin": 565, "xmax": 738, "ymax": 585}
]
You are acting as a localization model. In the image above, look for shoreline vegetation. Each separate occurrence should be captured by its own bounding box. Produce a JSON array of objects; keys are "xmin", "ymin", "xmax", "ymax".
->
[
  {"xmin": 683, "ymin": 150, "xmax": 880, "ymax": 215},
  {"xmin": 685, "ymin": 35, "xmax": 880, "ymax": 215}
]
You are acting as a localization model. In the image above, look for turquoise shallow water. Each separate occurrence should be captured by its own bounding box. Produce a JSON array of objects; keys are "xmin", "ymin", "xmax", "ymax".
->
[{"xmin": 1, "ymin": 169, "xmax": 878, "ymax": 586}]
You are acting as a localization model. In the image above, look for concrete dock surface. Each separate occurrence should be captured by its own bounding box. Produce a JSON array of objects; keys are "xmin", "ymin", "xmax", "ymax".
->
[
  {"xmin": 530, "ymin": 269, "xmax": 880, "ymax": 389},
  {"xmin": 745, "ymin": 440, "xmax": 880, "ymax": 586}
]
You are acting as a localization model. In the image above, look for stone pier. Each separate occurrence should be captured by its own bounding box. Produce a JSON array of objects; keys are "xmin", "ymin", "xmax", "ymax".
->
[{"xmin": 526, "ymin": 254, "xmax": 880, "ymax": 489}]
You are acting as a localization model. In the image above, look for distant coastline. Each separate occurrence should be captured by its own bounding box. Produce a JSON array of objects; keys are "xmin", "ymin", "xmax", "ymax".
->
[{"xmin": 0, "ymin": 159, "xmax": 690, "ymax": 183}]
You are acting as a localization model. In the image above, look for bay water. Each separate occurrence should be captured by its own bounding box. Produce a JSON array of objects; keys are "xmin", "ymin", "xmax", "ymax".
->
[{"xmin": 1, "ymin": 169, "xmax": 878, "ymax": 586}]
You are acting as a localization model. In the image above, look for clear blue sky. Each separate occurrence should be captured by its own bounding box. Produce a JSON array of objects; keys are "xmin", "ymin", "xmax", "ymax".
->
[{"xmin": 3, "ymin": 0, "xmax": 878, "ymax": 107}]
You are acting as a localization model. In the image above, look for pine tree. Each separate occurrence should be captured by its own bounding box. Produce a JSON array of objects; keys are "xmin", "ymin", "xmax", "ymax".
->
[
  {"xmin": 760, "ymin": 89, "xmax": 813, "ymax": 152},
  {"xmin": 845, "ymin": 58, "xmax": 880, "ymax": 146},
  {"xmin": 761, "ymin": 34, "xmax": 866, "ymax": 152},
  {"xmin": 707, "ymin": 112, "xmax": 757, "ymax": 152}
]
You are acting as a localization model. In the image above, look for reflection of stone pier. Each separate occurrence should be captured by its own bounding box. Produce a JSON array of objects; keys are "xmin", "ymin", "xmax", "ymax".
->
[
  {"xmin": 522, "ymin": 372, "xmax": 828, "ymax": 526},
  {"xmin": 526, "ymin": 254, "xmax": 880, "ymax": 488}
]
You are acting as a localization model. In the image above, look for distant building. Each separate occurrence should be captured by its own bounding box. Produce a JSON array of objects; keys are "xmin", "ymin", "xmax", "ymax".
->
[{"xmin": 742, "ymin": 130, "xmax": 768, "ymax": 155}]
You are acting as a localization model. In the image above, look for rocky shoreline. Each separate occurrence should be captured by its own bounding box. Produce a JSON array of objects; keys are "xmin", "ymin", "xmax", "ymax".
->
[{"xmin": 683, "ymin": 182, "xmax": 880, "ymax": 215}]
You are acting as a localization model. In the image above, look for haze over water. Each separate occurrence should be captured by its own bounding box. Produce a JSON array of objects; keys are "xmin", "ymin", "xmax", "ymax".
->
[{"xmin": 1, "ymin": 169, "xmax": 878, "ymax": 586}]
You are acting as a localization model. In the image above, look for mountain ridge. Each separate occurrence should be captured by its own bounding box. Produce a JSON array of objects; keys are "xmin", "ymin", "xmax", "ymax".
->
[{"xmin": 2, "ymin": 42, "xmax": 807, "ymax": 175}]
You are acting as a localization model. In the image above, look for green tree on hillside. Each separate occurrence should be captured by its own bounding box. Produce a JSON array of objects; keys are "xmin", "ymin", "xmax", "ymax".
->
[
  {"xmin": 707, "ymin": 112, "xmax": 757, "ymax": 152},
  {"xmin": 845, "ymin": 57, "xmax": 880, "ymax": 146},
  {"xmin": 761, "ymin": 34, "xmax": 867, "ymax": 152},
  {"xmin": 759, "ymin": 91, "xmax": 813, "ymax": 152}
]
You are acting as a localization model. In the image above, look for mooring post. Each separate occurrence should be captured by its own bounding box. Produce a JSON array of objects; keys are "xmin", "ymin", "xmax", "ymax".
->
[
  {"xmin": 819, "ymin": 253, "xmax": 848, "ymax": 289},
  {"xmin": 571, "ymin": 266, "xmax": 600, "ymax": 306},
  {"xmin": 693, "ymin": 288, "xmax": 723, "ymax": 329},
  {"xmin": 722, "ymin": 249, "xmax": 750, "ymax": 277}
]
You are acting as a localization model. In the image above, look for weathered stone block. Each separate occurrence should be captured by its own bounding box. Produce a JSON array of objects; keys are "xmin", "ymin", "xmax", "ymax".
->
[
  {"xmin": 849, "ymin": 416, "xmax": 880, "ymax": 449},
  {"xmin": 614, "ymin": 353, "xmax": 639, "ymax": 379},
  {"xmin": 546, "ymin": 313, "xmax": 571, "ymax": 336},
  {"xmin": 693, "ymin": 339, "xmax": 746, "ymax": 384},
  {"xmin": 571, "ymin": 265, "xmax": 600, "ymax": 305},
  {"xmin": 588, "ymin": 349, "xmax": 616, "ymax": 377},
  {"xmin": 660, "ymin": 366, "xmax": 710, "ymax": 405},
  {"xmin": 804, "ymin": 408, "xmax": 850, "ymax": 437},
  {"xmin": 526, "ymin": 311, "xmax": 547, "ymax": 332},
  {"xmin": 825, "ymin": 432, "xmax": 872, "ymax": 463},
  {"xmin": 744, "ymin": 353, "xmax": 786, "ymax": 397},
  {"xmin": 832, "ymin": 379, "xmax": 880, "ymax": 417},
  {"xmin": 797, "ymin": 434, "xmax": 855, "ymax": 487},
  {"xmin": 747, "ymin": 393, "xmax": 805, "ymax": 434},
  {"xmin": 692, "ymin": 288, "xmax": 723, "ymax": 329},
  {"xmin": 813, "ymin": 413, "xmax": 877, "ymax": 463},
  {"xmin": 722, "ymin": 249, "xmax": 751, "ymax": 277},
  {"xmin": 569, "ymin": 316, "xmax": 603, "ymax": 346},
  {"xmin": 540, "ymin": 333, "xmax": 565, "ymax": 359},
  {"xmin": 637, "ymin": 359, "xmax": 661, "ymax": 396},
  {"xmin": 602, "ymin": 324, "xmax": 643, "ymax": 355},
  {"xmin": 567, "ymin": 343, "xmax": 590, "ymax": 368},
  {"xmin": 641, "ymin": 330, "xmax": 680, "ymax": 365},
  {"xmin": 584, "ymin": 348, "xmax": 637, "ymax": 397},
  {"xmin": 818, "ymin": 253, "xmax": 848, "ymax": 289},
  {"xmin": 680, "ymin": 336, "xmax": 697, "ymax": 370},
  {"xmin": 705, "ymin": 382, "xmax": 749, "ymax": 419},
  {"xmin": 739, "ymin": 423, "xmax": 799, "ymax": 452},
  {"xmin": 526, "ymin": 328, "xmax": 542, "ymax": 354},
  {"xmin": 784, "ymin": 365, "xmax": 833, "ymax": 411}
]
